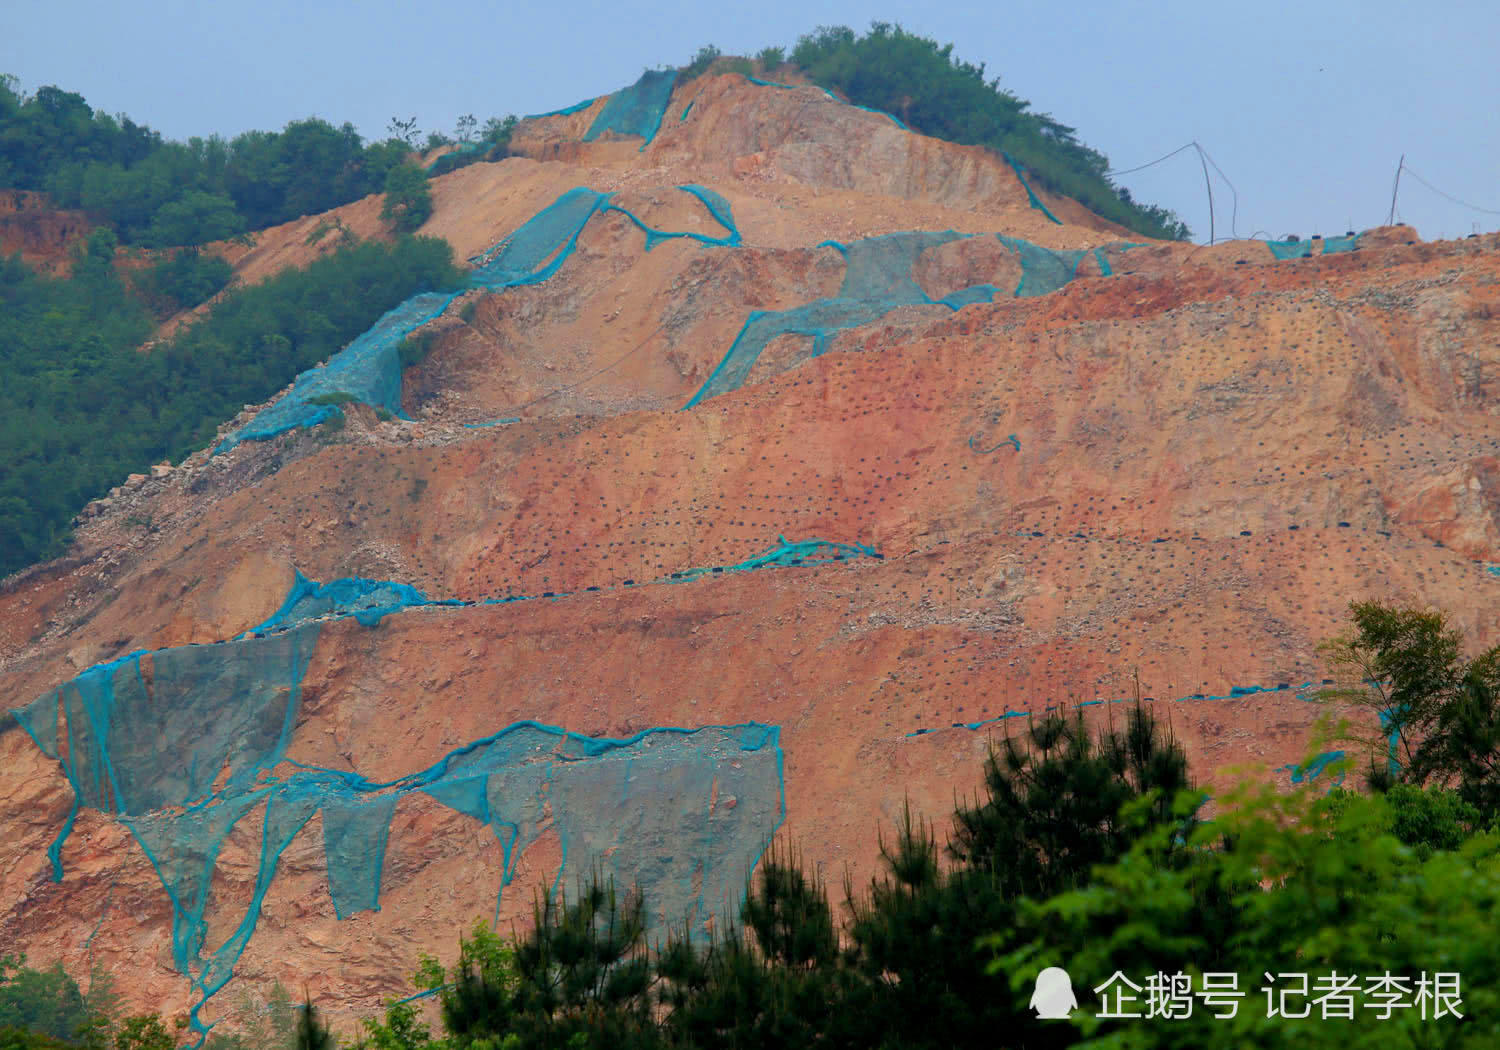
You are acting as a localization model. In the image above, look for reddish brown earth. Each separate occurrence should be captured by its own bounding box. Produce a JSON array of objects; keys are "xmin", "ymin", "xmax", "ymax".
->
[
  {"xmin": 0, "ymin": 189, "xmax": 92, "ymax": 274},
  {"xmin": 2, "ymin": 71, "xmax": 1499, "ymax": 1031}
]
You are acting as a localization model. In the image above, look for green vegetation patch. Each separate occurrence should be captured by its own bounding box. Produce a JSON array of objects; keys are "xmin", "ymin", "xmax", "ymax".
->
[
  {"xmin": 786, "ymin": 24, "xmax": 1191, "ymax": 240},
  {"xmin": 0, "ymin": 235, "xmax": 462, "ymax": 578}
]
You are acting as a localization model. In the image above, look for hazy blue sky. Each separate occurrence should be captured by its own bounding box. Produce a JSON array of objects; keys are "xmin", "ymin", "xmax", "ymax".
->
[{"xmin": 5, "ymin": 1, "xmax": 1497, "ymax": 242}]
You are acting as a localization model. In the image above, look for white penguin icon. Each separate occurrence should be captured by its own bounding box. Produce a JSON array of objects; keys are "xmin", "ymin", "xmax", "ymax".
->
[{"xmin": 1030, "ymin": 966, "xmax": 1078, "ymax": 1019}]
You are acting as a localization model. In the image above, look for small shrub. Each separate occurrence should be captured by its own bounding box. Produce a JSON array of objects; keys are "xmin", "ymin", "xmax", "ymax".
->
[
  {"xmin": 381, "ymin": 162, "xmax": 433, "ymax": 233},
  {"xmin": 397, "ymin": 329, "xmax": 438, "ymax": 369},
  {"xmin": 135, "ymin": 249, "xmax": 233, "ymax": 316},
  {"xmin": 459, "ymin": 299, "xmax": 478, "ymax": 324},
  {"xmin": 306, "ymin": 391, "xmax": 357, "ymax": 407},
  {"xmin": 756, "ymin": 46, "xmax": 785, "ymax": 72},
  {"xmin": 681, "ymin": 44, "xmax": 721, "ymax": 81},
  {"xmin": 724, "ymin": 57, "xmax": 753, "ymax": 78}
]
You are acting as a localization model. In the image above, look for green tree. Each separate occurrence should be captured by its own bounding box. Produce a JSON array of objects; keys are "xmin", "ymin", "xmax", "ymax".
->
[
  {"xmin": 381, "ymin": 163, "xmax": 432, "ymax": 233},
  {"xmin": 949, "ymin": 702, "xmax": 1198, "ymax": 899},
  {"xmin": 0, "ymin": 958, "xmax": 87, "ymax": 1043},
  {"xmin": 293, "ymin": 998, "xmax": 332, "ymax": 1050},
  {"xmin": 144, "ymin": 191, "xmax": 243, "ymax": 247},
  {"xmin": 785, "ymin": 23, "xmax": 1191, "ymax": 240},
  {"xmin": 135, "ymin": 248, "xmax": 233, "ymax": 316},
  {"xmin": 1319, "ymin": 601, "xmax": 1500, "ymax": 803},
  {"xmin": 110, "ymin": 1016, "xmax": 174, "ymax": 1050},
  {"xmin": 680, "ymin": 45, "xmax": 721, "ymax": 81},
  {"xmin": 756, "ymin": 46, "xmax": 785, "ymax": 72},
  {"xmin": 990, "ymin": 784, "xmax": 1500, "ymax": 1048},
  {"xmin": 0, "ymin": 234, "xmax": 461, "ymax": 577}
]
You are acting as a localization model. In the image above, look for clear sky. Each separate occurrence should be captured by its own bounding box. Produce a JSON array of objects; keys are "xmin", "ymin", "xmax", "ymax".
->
[{"xmin": 5, "ymin": 0, "xmax": 1497, "ymax": 242}]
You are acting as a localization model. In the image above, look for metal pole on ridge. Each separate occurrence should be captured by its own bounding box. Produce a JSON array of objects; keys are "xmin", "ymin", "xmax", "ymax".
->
[
  {"xmin": 1194, "ymin": 141, "xmax": 1215, "ymax": 245},
  {"xmin": 1387, "ymin": 154, "xmax": 1405, "ymax": 227}
]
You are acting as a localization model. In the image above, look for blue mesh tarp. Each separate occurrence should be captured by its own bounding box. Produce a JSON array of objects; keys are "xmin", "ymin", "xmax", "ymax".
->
[
  {"xmin": 470, "ymin": 187, "xmax": 612, "ymax": 287},
  {"xmin": 319, "ymin": 786, "xmax": 399, "ymax": 918},
  {"xmin": 219, "ymin": 184, "xmax": 741, "ymax": 452},
  {"xmin": 1267, "ymin": 238, "xmax": 1314, "ymax": 260},
  {"xmin": 744, "ymin": 75, "xmax": 907, "ymax": 128},
  {"xmin": 18, "ymin": 627, "xmax": 316, "ymax": 821},
  {"xmin": 997, "ymin": 235, "xmax": 1090, "ymax": 297},
  {"xmin": 584, "ymin": 69, "xmax": 677, "ymax": 149},
  {"xmin": 246, "ymin": 571, "xmax": 434, "ymax": 633},
  {"xmin": 605, "ymin": 185, "xmax": 742, "ymax": 250},
  {"xmin": 524, "ymin": 97, "xmax": 597, "ymax": 120},
  {"xmin": 1002, "ymin": 152, "xmax": 1063, "ymax": 225},
  {"xmin": 685, "ymin": 232, "xmax": 977, "ymax": 408},
  {"xmin": 10, "ymin": 539, "xmax": 876, "ymax": 1035},
  {"xmin": 1279, "ymin": 750, "xmax": 1346, "ymax": 785},
  {"xmin": 1321, "ymin": 233, "xmax": 1362, "ymax": 254},
  {"xmin": 685, "ymin": 231, "xmax": 1118, "ymax": 407},
  {"xmin": 214, "ymin": 291, "xmax": 460, "ymax": 453}
]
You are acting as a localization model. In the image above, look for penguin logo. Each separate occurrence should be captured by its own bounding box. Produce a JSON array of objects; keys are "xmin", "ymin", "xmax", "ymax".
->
[{"xmin": 1030, "ymin": 966, "xmax": 1078, "ymax": 1019}]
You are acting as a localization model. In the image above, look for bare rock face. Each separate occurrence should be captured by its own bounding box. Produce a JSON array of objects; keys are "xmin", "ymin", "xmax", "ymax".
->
[{"xmin": 3, "ymin": 71, "xmax": 1500, "ymax": 1035}]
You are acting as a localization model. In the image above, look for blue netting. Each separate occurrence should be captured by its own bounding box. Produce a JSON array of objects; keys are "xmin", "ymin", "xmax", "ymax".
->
[
  {"xmin": 462, "ymin": 418, "xmax": 521, "ymax": 428},
  {"xmin": 11, "ymin": 535, "xmax": 876, "ymax": 1036},
  {"xmin": 744, "ymin": 75, "xmax": 907, "ymax": 128},
  {"xmin": 969, "ymin": 433, "xmax": 1021, "ymax": 454},
  {"xmin": 685, "ymin": 231, "xmax": 1121, "ymax": 407},
  {"xmin": 245, "ymin": 571, "xmax": 437, "ymax": 634},
  {"xmin": 1267, "ymin": 238, "xmax": 1314, "ymax": 260},
  {"xmin": 1321, "ymin": 233, "xmax": 1362, "ymax": 254},
  {"xmin": 908, "ymin": 679, "xmax": 1333, "ymax": 737},
  {"xmin": 524, "ymin": 98, "xmax": 597, "ymax": 120},
  {"xmin": 583, "ymin": 69, "xmax": 677, "ymax": 149},
  {"xmin": 218, "ymin": 184, "xmax": 740, "ymax": 452},
  {"xmin": 997, "ymin": 235, "xmax": 1090, "ymax": 297},
  {"xmin": 1002, "ymin": 153, "xmax": 1063, "ymax": 225},
  {"xmin": 1278, "ymin": 750, "xmax": 1347, "ymax": 785},
  {"xmin": 214, "ymin": 291, "xmax": 461, "ymax": 453},
  {"xmin": 605, "ymin": 185, "xmax": 742, "ymax": 250},
  {"xmin": 849, "ymin": 102, "xmax": 907, "ymax": 129}
]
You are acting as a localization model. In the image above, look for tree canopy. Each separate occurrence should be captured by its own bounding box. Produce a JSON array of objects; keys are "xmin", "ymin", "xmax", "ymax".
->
[
  {"xmin": 0, "ymin": 235, "xmax": 462, "ymax": 578},
  {"xmin": 786, "ymin": 24, "xmax": 1192, "ymax": 240},
  {"xmin": 0, "ymin": 76, "xmax": 510, "ymax": 247}
]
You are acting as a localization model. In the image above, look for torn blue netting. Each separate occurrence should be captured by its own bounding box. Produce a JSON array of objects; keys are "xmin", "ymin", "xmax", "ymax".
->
[
  {"xmin": 218, "ymin": 183, "xmax": 740, "ymax": 452},
  {"xmin": 11, "ymin": 534, "xmax": 884, "ymax": 1036},
  {"xmin": 685, "ymin": 231, "xmax": 1125, "ymax": 407},
  {"xmin": 213, "ymin": 291, "xmax": 461, "ymax": 453}
]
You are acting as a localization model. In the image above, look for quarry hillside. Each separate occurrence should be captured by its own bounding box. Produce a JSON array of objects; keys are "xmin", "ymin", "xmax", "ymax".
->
[{"xmin": 2, "ymin": 66, "xmax": 1499, "ymax": 1034}]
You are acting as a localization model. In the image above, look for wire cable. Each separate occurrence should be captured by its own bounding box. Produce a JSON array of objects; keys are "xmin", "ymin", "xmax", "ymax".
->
[
  {"xmin": 1104, "ymin": 142, "xmax": 1198, "ymax": 178},
  {"xmin": 1105, "ymin": 141, "xmax": 1238, "ymax": 245},
  {"xmin": 1195, "ymin": 143, "xmax": 1242, "ymax": 240},
  {"xmin": 1400, "ymin": 164, "xmax": 1500, "ymax": 217}
]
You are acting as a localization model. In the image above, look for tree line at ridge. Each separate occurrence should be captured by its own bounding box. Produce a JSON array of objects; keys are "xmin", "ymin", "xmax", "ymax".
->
[
  {"xmin": 0, "ymin": 74, "xmax": 512, "ymax": 247},
  {"xmin": 3, "ymin": 603, "xmax": 1498, "ymax": 1049},
  {"xmin": 680, "ymin": 24, "xmax": 1192, "ymax": 242}
]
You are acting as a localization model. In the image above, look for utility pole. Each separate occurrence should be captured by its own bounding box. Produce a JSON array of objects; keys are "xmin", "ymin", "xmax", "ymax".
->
[
  {"xmin": 1195, "ymin": 142, "xmax": 1215, "ymax": 245},
  {"xmin": 1387, "ymin": 154, "xmax": 1405, "ymax": 227}
]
